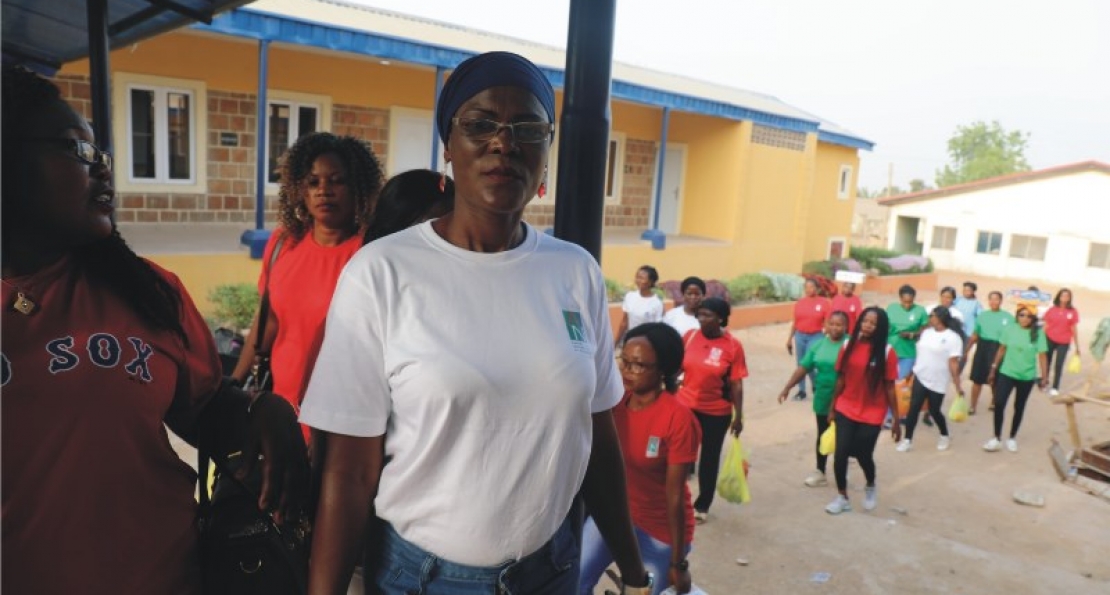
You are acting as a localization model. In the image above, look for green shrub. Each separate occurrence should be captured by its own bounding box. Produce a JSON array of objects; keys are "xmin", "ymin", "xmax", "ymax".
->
[
  {"xmin": 802, "ymin": 260, "xmax": 834, "ymax": 278},
  {"xmin": 208, "ymin": 283, "xmax": 259, "ymax": 331},
  {"xmin": 605, "ymin": 278, "xmax": 626, "ymax": 303},
  {"xmin": 762, "ymin": 272, "xmax": 804, "ymax": 301},
  {"xmin": 726, "ymin": 273, "xmax": 774, "ymax": 305}
]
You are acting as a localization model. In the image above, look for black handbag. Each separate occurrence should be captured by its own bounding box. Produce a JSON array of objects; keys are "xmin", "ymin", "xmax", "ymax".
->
[
  {"xmin": 197, "ymin": 446, "xmax": 309, "ymax": 595},
  {"xmin": 242, "ymin": 233, "xmax": 286, "ymax": 395}
]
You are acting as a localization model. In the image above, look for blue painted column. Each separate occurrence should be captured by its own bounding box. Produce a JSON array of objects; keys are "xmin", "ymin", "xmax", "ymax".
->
[
  {"xmin": 241, "ymin": 38, "xmax": 272, "ymax": 258},
  {"xmin": 641, "ymin": 106, "xmax": 670, "ymax": 250},
  {"xmin": 430, "ymin": 66, "xmax": 445, "ymax": 170}
]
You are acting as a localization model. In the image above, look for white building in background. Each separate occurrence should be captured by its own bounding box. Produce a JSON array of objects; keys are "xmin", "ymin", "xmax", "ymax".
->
[{"xmin": 879, "ymin": 161, "xmax": 1110, "ymax": 291}]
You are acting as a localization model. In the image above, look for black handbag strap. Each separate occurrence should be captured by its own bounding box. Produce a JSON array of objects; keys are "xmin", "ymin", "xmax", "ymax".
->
[{"xmin": 255, "ymin": 232, "xmax": 287, "ymax": 354}]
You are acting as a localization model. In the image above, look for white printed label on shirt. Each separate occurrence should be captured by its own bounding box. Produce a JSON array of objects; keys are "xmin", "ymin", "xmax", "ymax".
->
[
  {"xmin": 646, "ymin": 436, "xmax": 661, "ymax": 458},
  {"xmin": 706, "ymin": 347, "xmax": 723, "ymax": 366},
  {"xmin": 562, "ymin": 310, "xmax": 592, "ymax": 355},
  {"xmin": 816, "ymin": 304, "xmax": 823, "ymax": 311}
]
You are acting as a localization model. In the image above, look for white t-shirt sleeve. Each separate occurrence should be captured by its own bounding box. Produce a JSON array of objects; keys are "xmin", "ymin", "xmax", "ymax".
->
[
  {"xmin": 299, "ymin": 252, "xmax": 390, "ymax": 437},
  {"xmin": 592, "ymin": 268, "xmax": 623, "ymax": 413},
  {"xmin": 945, "ymin": 330, "xmax": 964, "ymax": 359}
]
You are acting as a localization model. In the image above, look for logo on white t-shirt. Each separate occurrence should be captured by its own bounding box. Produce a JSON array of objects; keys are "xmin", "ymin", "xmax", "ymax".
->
[{"xmin": 563, "ymin": 310, "xmax": 586, "ymax": 342}]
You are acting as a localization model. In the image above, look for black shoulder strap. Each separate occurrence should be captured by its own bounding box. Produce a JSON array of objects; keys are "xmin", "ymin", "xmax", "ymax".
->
[{"xmin": 255, "ymin": 233, "xmax": 287, "ymax": 354}]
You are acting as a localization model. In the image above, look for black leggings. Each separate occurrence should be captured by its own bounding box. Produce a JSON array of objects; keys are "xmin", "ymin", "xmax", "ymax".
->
[
  {"xmin": 904, "ymin": 377, "xmax": 949, "ymax": 440},
  {"xmin": 993, "ymin": 373, "xmax": 1034, "ymax": 439},
  {"xmin": 832, "ymin": 412, "xmax": 881, "ymax": 492},
  {"xmin": 1045, "ymin": 340, "xmax": 1070, "ymax": 390},
  {"xmin": 693, "ymin": 410, "xmax": 732, "ymax": 512},
  {"xmin": 814, "ymin": 414, "xmax": 830, "ymax": 473}
]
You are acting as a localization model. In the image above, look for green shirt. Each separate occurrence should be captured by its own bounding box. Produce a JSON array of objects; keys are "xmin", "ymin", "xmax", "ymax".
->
[
  {"xmin": 800, "ymin": 335, "xmax": 848, "ymax": 415},
  {"xmin": 974, "ymin": 309, "xmax": 1016, "ymax": 342},
  {"xmin": 886, "ymin": 303, "xmax": 928, "ymax": 359},
  {"xmin": 999, "ymin": 324, "xmax": 1048, "ymax": 381}
]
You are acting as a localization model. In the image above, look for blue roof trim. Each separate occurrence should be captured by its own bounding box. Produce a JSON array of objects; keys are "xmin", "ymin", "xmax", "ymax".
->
[
  {"xmin": 818, "ymin": 130, "xmax": 875, "ymax": 151},
  {"xmin": 195, "ymin": 8, "xmax": 852, "ymax": 141}
]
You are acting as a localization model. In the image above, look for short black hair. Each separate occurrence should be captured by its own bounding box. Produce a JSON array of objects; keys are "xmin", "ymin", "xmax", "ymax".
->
[
  {"xmin": 963, "ymin": 281, "xmax": 978, "ymax": 293},
  {"xmin": 680, "ymin": 276, "xmax": 706, "ymax": 294},
  {"xmin": 940, "ymin": 286, "xmax": 957, "ymax": 299},
  {"xmin": 364, "ymin": 169, "xmax": 453, "ymax": 243},
  {"xmin": 623, "ymin": 322, "xmax": 685, "ymax": 393},
  {"xmin": 899, "ymin": 284, "xmax": 917, "ymax": 298},
  {"xmin": 638, "ymin": 265, "xmax": 659, "ymax": 286},
  {"xmin": 699, "ymin": 297, "xmax": 731, "ymax": 327}
]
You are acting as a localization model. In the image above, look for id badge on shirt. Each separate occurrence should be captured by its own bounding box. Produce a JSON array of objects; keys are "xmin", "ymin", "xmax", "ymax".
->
[{"xmin": 646, "ymin": 436, "xmax": 661, "ymax": 458}]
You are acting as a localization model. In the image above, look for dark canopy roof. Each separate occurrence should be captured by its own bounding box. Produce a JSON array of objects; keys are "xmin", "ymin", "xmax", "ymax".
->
[{"xmin": 2, "ymin": 0, "xmax": 251, "ymax": 72}]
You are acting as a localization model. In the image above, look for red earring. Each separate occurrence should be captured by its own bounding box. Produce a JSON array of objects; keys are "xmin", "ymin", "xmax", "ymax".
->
[{"xmin": 538, "ymin": 182, "xmax": 546, "ymax": 198}]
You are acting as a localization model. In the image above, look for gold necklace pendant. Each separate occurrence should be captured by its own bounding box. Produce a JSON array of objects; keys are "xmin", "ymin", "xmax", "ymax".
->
[{"xmin": 12, "ymin": 291, "xmax": 35, "ymax": 315}]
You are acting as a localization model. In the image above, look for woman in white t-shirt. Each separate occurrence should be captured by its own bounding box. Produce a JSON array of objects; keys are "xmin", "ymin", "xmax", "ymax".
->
[
  {"xmin": 897, "ymin": 305, "xmax": 965, "ymax": 452},
  {"xmin": 663, "ymin": 276, "xmax": 705, "ymax": 338},
  {"xmin": 615, "ymin": 265, "xmax": 664, "ymax": 347},
  {"xmin": 299, "ymin": 52, "xmax": 653, "ymax": 595}
]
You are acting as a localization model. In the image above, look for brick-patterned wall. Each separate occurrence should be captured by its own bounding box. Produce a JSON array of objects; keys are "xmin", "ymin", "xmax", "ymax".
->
[
  {"xmin": 203, "ymin": 90, "xmax": 257, "ymax": 223},
  {"xmin": 333, "ymin": 104, "xmax": 390, "ymax": 165},
  {"xmin": 522, "ymin": 203, "xmax": 555, "ymax": 228},
  {"xmin": 53, "ymin": 74, "xmax": 93, "ymax": 120}
]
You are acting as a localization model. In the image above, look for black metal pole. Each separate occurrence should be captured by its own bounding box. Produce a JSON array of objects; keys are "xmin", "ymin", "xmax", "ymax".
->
[
  {"xmin": 553, "ymin": 0, "xmax": 617, "ymax": 262},
  {"xmin": 87, "ymin": 0, "xmax": 112, "ymax": 153}
]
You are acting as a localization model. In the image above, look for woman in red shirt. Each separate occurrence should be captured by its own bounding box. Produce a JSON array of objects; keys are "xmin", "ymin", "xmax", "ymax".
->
[
  {"xmin": 678, "ymin": 297, "xmax": 746, "ymax": 523},
  {"xmin": 1042, "ymin": 288, "xmax": 1081, "ymax": 396},
  {"xmin": 231, "ymin": 133, "xmax": 384, "ymax": 439},
  {"xmin": 787, "ymin": 278, "xmax": 831, "ymax": 400},
  {"xmin": 825, "ymin": 307, "xmax": 901, "ymax": 515},
  {"xmin": 580, "ymin": 323, "xmax": 701, "ymax": 594}
]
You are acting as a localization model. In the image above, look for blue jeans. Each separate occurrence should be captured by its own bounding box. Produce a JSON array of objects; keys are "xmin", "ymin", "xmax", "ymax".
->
[
  {"xmin": 794, "ymin": 331, "xmax": 823, "ymax": 394},
  {"xmin": 579, "ymin": 518, "xmax": 690, "ymax": 595},
  {"xmin": 372, "ymin": 514, "xmax": 579, "ymax": 594}
]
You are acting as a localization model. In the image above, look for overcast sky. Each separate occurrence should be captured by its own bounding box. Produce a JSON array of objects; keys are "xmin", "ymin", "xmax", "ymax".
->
[{"xmin": 349, "ymin": 0, "xmax": 1110, "ymax": 191}]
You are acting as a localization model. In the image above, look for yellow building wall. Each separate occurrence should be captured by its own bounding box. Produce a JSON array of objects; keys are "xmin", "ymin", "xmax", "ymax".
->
[
  {"xmin": 732, "ymin": 135, "xmax": 811, "ymax": 274},
  {"xmin": 612, "ymin": 102, "xmax": 663, "ymax": 141},
  {"xmin": 147, "ymin": 253, "xmax": 262, "ymax": 317},
  {"xmin": 600, "ymin": 243, "xmax": 738, "ymax": 285},
  {"xmin": 667, "ymin": 112, "xmax": 746, "ymax": 242},
  {"xmin": 806, "ymin": 143, "xmax": 860, "ymax": 262}
]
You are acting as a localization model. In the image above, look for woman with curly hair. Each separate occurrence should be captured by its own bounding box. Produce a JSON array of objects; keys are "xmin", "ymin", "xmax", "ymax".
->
[
  {"xmin": 1, "ymin": 65, "xmax": 305, "ymax": 594},
  {"xmin": 232, "ymin": 132, "xmax": 384, "ymax": 437}
]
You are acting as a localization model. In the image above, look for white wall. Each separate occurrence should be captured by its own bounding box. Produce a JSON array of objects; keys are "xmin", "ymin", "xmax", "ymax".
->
[{"xmin": 886, "ymin": 171, "xmax": 1110, "ymax": 291}]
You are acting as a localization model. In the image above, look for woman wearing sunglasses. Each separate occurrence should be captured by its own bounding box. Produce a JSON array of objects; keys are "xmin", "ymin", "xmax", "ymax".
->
[
  {"xmin": 301, "ymin": 52, "xmax": 652, "ymax": 594},
  {"xmin": 1, "ymin": 66, "xmax": 305, "ymax": 595},
  {"xmin": 984, "ymin": 306, "xmax": 1048, "ymax": 453}
]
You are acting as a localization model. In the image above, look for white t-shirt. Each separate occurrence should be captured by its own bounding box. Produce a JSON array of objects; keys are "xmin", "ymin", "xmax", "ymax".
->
[
  {"xmin": 912, "ymin": 327, "xmax": 964, "ymax": 393},
  {"xmin": 663, "ymin": 306, "xmax": 700, "ymax": 337},
  {"xmin": 299, "ymin": 221, "xmax": 622, "ymax": 566},
  {"xmin": 622, "ymin": 290, "xmax": 664, "ymax": 331}
]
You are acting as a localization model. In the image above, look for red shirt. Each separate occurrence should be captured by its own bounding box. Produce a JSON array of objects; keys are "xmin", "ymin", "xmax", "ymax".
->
[
  {"xmin": 1042, "ymin": 306, "xmax": 1079, "ymax": 345},
  {"xmin": 834, "ymin": 342, "xmax": 899, "ymax": 425},
  {"xmin": 830, "ymin": 294, "xmax": 863, "ymax": 333},
  {"xmin": 678, "ymin": 330, "xmax": 748, "ymax": 416},
  {"xmin": 794, "ymin": 296, "xmax": 831, "ymax": 334},
  {"xmin": 3, "ymin": 257, "xmax": 220, "ymax": 595},
  {"xmin": 613, "ymin": 391, "xmax": 700, "ymax": 545},
  {"xmin": 260, "ymin": 230, "xmax": 362, "ymax": 416}
]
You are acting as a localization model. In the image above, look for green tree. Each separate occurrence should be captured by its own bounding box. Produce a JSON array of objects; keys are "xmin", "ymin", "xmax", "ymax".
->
[
  {"xmin": 935, "ymin": 120, "xmax": 1031, "ymax": 187},
  {"xmin": 908, "ymin": 178, "xmax": 931, "ymax": 193}
]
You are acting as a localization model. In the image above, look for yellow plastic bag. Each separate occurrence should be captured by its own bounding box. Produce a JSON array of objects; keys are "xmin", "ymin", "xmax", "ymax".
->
[
  {"xmin": 818, "ymin": 421, "xmax": 836, "ymax": 456},
  {"xmin": 716, "ymin": 435, "xmax": 751, "ymax": 504},
  {"xmin": 949, "ymin": 394, "xmax": 969, "ymax": 422},
  {"xmin": 1066, "ymin": 353, "xmax": 1082, "ymax": 374}
]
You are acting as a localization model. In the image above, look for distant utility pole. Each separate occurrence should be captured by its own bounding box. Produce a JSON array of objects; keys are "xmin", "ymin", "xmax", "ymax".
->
[{"xmin": 887, "ymin": 162, "xmax": 894, "ymax": 197}]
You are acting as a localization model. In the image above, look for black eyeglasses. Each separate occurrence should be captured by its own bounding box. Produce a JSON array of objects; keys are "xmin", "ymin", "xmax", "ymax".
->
[
  {"xmin": 451, "ymin": 117, "xmax": 554, "ymax": 143},
  {"xmin": 616, "ymin": 356, "xmax": 658, "ymax": 374},
  {"xmin": 27, "ymin": 138, "xmax": 113, "ymax": 170}
]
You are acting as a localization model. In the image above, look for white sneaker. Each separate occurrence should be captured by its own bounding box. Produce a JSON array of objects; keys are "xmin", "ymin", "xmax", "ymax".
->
[
  {"xmin": 1049, "ymin": 388, "xmax": 1060, "ymax": 397},
  {"xmin": 804, "ymin": 470, "xmax": 828, "ymax": 487},
  {"xmin": 895, "ymin": 439, "xmax": 913, "ymax": 452},
  {"xmin": 983, "ymin": 438, "xmax": 1002, "ymax": 452},
  {"xmin": 937, "ymin": 436, "xmax": 951, "ymax": 451},
  {"xmin": 863, "ymin": 486, "xmax": 878, "ymax": 511},
  {"xmin": 825, "ymin": 495, "xmax": 851, "ymax": 515},
  {"xmin": 1006, "ymin": 438, "xmax": 1018, "ymax": 452}
]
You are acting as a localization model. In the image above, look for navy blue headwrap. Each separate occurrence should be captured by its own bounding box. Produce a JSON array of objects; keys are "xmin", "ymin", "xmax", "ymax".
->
[{"xmin": 436, "ymin": 51, "xmax": 556, "ymax": 143}]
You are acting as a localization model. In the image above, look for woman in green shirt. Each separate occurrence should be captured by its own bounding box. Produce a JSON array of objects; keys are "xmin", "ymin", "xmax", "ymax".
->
[
  {"xmin": 964, "ymin": 291, "xmax": 1015, "ymax": 414},
  {"xmin": 984, "ymin": 306, "xmax": 1048, "ymax": 453},
  {"xmin": 778, "ymin": 310, "xmax": 850, "ymax": 488}
]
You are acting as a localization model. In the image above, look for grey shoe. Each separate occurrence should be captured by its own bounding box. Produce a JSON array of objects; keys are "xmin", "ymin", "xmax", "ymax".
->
[
  {"xmin": 863, "ymin": 486, "xmax": 878, "ymax": 511},
  {"xmin": 825, "ymin": 495, "xmax": 851, "ymax": 515}
]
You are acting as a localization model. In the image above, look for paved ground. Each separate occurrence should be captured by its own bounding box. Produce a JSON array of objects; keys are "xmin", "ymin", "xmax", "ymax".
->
[{"xmin": 172, "ymin": 269, "xmax": 1110, "ymax": 594}]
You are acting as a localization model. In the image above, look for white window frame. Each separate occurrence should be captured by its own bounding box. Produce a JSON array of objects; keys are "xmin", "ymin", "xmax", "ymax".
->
[
  {"xmin": 1009, "ymin": 234, "xmax": 1048, "ymax": 261},
  {"xmin": 265, "ymin": 90, "xmax": 332, "ymax": 193},
  {"xmin": 837, "ymin": 165, "xmax": 853, "ymax": 200},
  {"xmin": 931, "ymin": 225, "xmax": 957, "ymax": 250},
  {"xmin": 112, "ymin": 72, "xmax": 207, "ymax": 193},
  {"xmin": 976, "ymin": 230, "xmax": 1003, "ymax": 255},
  {"xmin": 604, "ymin": 131, "xmax": 626, "ymax": 205},
  {"xmin": 1089, "ymin": 242, "xmax": 1110, "ymax": 270},
  {"xmin": 827, "ymin": 236, "xmax": 847, "ymax": 259}
]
